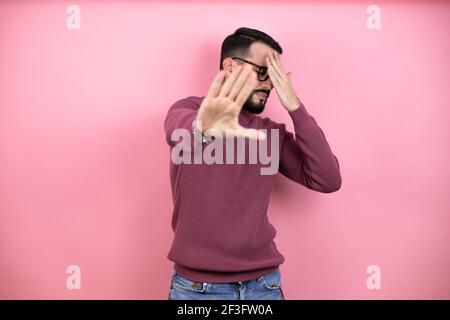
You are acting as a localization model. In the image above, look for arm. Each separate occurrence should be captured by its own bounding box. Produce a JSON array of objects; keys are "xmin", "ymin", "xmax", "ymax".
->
[
  {"xmin": 278, "ymin": 102, "xmax": 342, "ymax": 193},
  {"xmin": 164, "ymin": 97, "xmax": 199, "ymax": 147},
  {"xmin": 265, "ymin": 51, "xmax": 341, "ymax": 192},
  {"xmin": 165, "ymin": 66, "xmax": 265, "ymax": 149}
]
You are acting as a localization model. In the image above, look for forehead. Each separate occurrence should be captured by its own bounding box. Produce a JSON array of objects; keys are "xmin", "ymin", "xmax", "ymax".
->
[{"xmin": 247, "ymin": 42, "xmax": 276, "ymax": 65}]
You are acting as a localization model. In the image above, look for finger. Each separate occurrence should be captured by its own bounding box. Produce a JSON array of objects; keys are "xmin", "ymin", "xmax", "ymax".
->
[
  {"xmin": 274, "ymin": 52, "xmax": 287, "ymax": 74},
  {"xmin": 227, "ymin": 66, "xmax": 254, "ymax": 101},
  {"xmin": 267, "ymin": 55, "xmax": 283, "ymax": 79},
  {"xmin": 206, "ymin": 70, "xmax": 227, "ymax": 98},
  {"xmin": 234, "ymin": 71, "xmax": 258, "ymax": 107},
  {"xmin": 218, "ymin": 65, "xmax": 243, "ymax": 97},
  {"xmin": 267, "ymin": 64, "xmax": 282, "ymax": 87},
  {"xmin": 287, "ymin": 72, "xmax": 292, "ymax": 81},
  {"xmin": 266, "ymin": 56, "xmax": 282, "ymax": 81}
]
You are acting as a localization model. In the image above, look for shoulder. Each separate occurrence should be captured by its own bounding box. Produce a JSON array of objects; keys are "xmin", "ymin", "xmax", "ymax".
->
[
  {"xmin": 170, "ymin": 96, "xmax": 205, "ymax": 110},
  {"xmin": 255, "ymin": 114, "xmax": 287, "ymax": 132}
]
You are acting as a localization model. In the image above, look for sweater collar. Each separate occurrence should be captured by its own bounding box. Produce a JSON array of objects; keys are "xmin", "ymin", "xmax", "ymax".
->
[{"xmin": 239, "ymin": 109, "xmax": 256, "ymax": 125}]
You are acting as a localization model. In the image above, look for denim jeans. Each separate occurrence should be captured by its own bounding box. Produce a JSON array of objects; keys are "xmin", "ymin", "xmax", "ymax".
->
[{"xmin": 168, "ymin": 267, "xmax": 285, "ymax": 300}]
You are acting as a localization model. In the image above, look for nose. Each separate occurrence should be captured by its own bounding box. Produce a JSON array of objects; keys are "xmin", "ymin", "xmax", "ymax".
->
[{"xmin": 260, "ymin": 77, "xmax": 273, "ymax": 90}]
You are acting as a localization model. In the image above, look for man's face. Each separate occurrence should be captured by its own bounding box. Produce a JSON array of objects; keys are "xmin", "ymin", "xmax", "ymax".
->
[{"xmin": 228, "ymin": 42, "xmax": 275, "ymax": 114}]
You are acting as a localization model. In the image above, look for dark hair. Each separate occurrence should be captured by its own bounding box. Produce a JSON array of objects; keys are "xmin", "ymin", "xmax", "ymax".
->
[{"xmin": 219, "ymin": 27, "xmax": 283, "ymax": 70}]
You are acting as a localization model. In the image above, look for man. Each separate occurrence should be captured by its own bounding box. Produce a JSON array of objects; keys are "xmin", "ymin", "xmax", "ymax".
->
[{"xmin": 164, "ymin": 27, "xmax": 341, "ymax": 300}]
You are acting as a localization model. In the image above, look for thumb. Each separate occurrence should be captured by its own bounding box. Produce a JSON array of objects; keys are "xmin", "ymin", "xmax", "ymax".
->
[{"xmin": 287, "ymin": 72, "xmax": 292, "ymax": 81}]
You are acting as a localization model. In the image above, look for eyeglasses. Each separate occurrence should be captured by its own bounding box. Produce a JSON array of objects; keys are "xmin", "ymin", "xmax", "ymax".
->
[{"xmin": 231, "ymin": 57, "xmax": 270, "ymax": 81}]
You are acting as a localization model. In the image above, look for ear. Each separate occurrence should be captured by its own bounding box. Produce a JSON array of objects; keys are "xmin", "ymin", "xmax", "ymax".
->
[{"xmin": 222, "ymin": 57, "xmax": 234, "ymax": 74}]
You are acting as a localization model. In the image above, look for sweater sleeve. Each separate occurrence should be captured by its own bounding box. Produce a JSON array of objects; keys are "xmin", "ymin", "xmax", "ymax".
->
[
  {"xmin": 164, "ymin": 97, "xmax": 203, "ymax": 150},
  {"xmin": 278, "ymin": 102, "xmax": 342, "ymax": 193}
]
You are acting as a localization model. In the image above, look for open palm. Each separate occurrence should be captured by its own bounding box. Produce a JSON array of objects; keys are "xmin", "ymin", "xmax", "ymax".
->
[{"xmin": 195, "ymin": 65, "xmax": 266, "ymax": 140}]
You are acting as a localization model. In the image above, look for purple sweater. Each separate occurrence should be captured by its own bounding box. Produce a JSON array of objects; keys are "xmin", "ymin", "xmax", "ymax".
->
[{"xmin": 164, "ymin": 96, "xmax": 341, "ymax": 283}]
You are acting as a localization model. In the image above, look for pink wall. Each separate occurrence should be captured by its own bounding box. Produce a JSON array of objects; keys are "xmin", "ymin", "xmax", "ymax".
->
[{"xmin": 0, "ymin": 0, "xmax": 449, "ymax": 299}]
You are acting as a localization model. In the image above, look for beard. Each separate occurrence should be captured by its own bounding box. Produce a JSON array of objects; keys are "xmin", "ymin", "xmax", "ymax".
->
[{"xmin": 242, "ymin": 90, "xmax": 270, "ymax": 114}]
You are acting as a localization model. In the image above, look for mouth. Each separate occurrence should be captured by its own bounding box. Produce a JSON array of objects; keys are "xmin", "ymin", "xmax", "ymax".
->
[{"xmin": 255, "ymin": 92, "xmax": 268, "ymax": 99}]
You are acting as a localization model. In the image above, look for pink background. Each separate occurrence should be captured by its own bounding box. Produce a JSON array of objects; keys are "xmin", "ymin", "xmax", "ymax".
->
[{"xmin": 0, "ymin": 0, "xmax": 449, "ymax": 299}]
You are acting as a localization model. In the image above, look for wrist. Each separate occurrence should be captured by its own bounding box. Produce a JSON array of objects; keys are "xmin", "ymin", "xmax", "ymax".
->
[
  {"xmin": 285, "ymin": 97, "xmax": 301, "ymax": 112},
  {"xmin": 192, "ymin": 119, "xmax": 213, "ymax": 143}
]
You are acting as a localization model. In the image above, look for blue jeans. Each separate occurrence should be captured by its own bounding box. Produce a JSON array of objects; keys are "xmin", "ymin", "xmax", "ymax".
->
[{"xmin": 168, "ymin": 267, "xmax": 285, "ymax": 300}]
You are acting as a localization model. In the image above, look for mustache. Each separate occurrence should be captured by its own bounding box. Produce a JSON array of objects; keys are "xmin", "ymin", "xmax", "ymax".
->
[{"xmin": 253, "ymin": 89, "xmax": 271, "ymax": 96}]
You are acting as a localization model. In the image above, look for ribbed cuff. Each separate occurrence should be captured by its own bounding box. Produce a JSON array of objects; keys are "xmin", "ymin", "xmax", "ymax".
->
[{"xmin": 288, "ymin": 102, "xmax": 311, "ymax": 124}]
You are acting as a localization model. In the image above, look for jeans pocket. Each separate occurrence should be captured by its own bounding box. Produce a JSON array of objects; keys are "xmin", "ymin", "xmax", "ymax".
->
[
  {"xmin": 260, "ymin": 269, "xmax": 282, "ymax": 290},
  {"xmin": 171, "ymin": 272, "xmax": 207, "ymax": 293}
]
